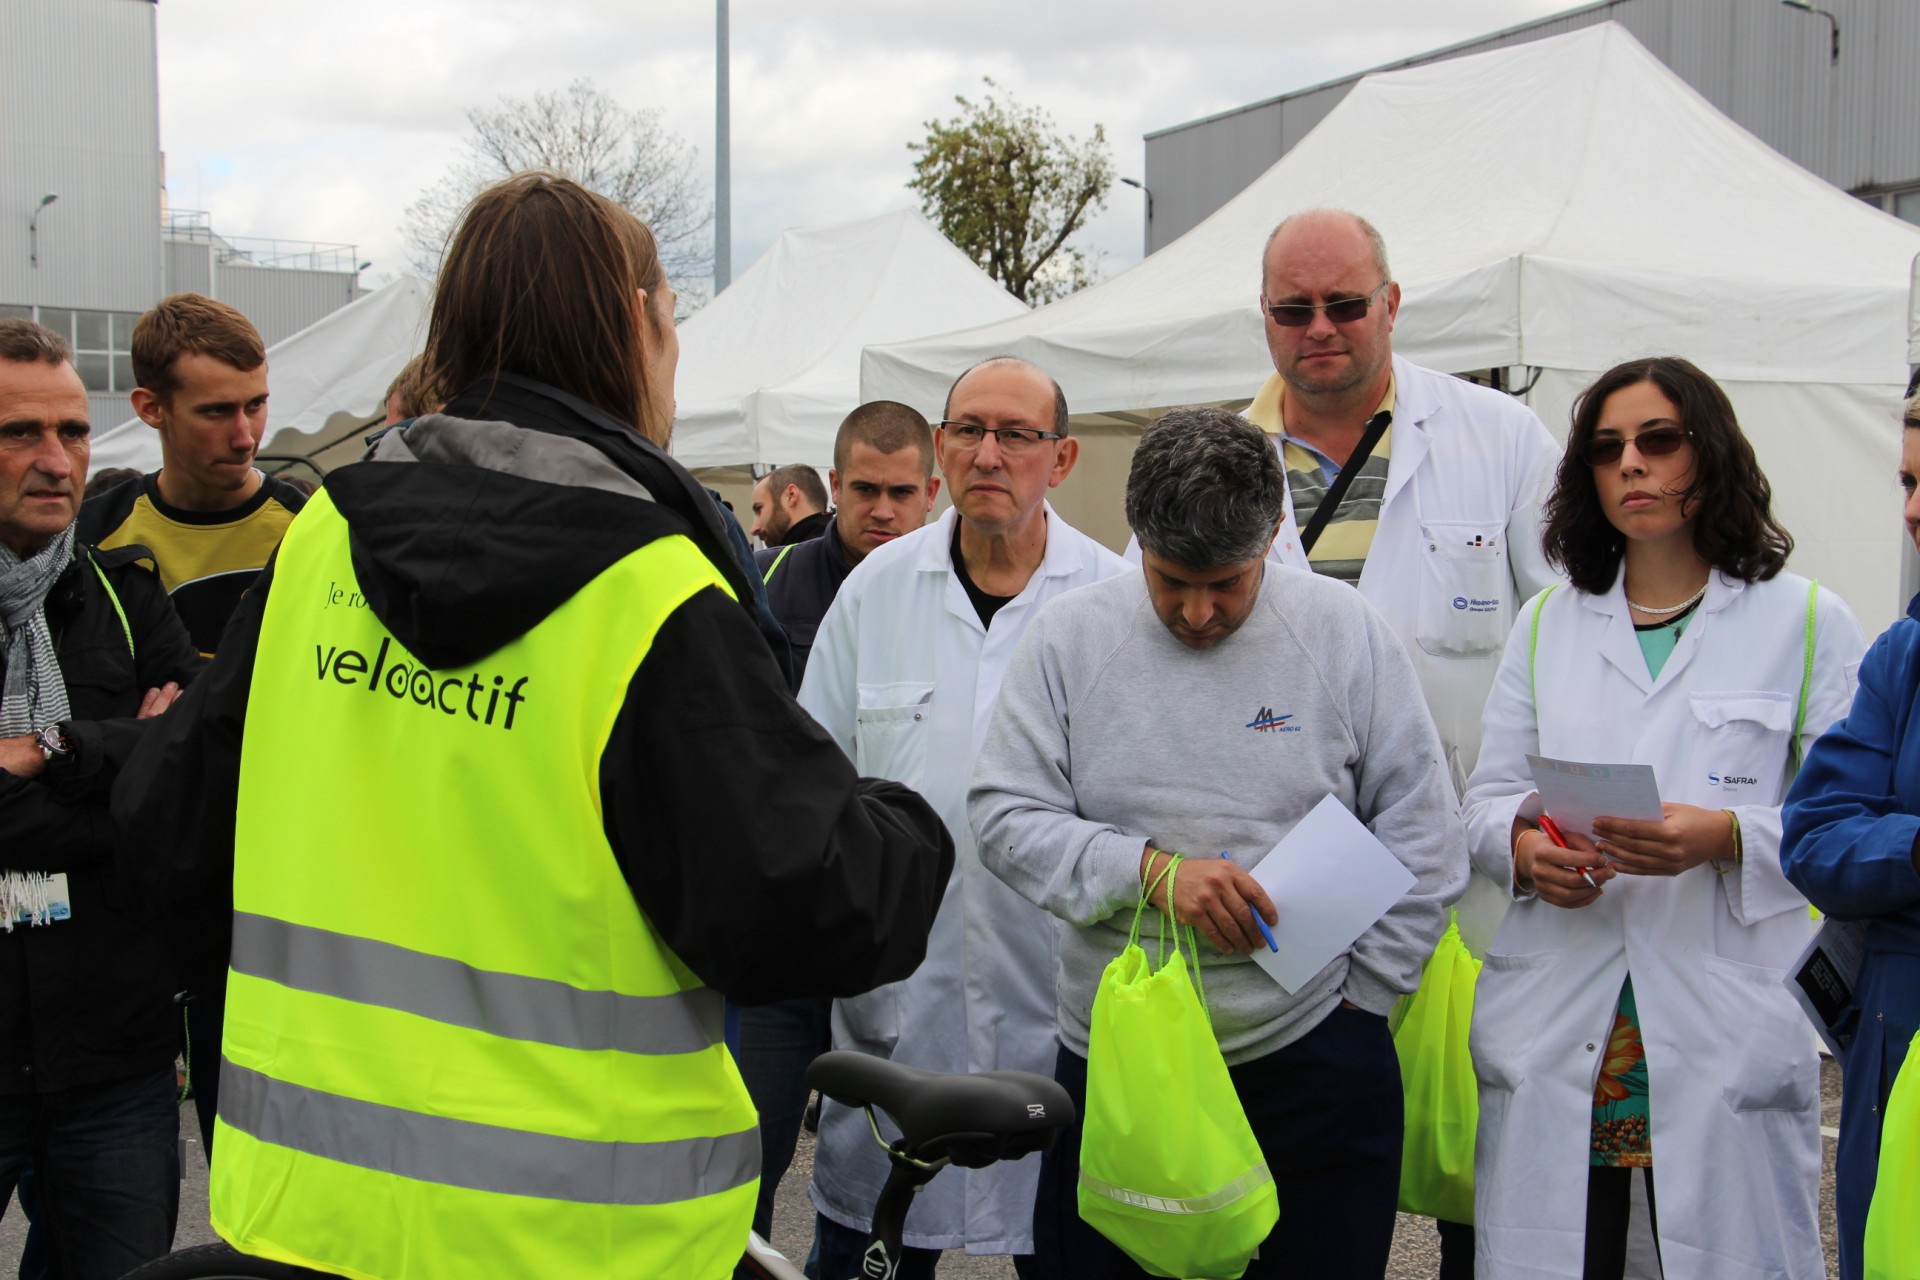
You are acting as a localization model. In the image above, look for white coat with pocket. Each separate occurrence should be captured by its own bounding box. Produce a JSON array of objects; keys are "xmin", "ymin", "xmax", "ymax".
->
[
  {"xmin": 1248, "ymin": 355, "xmax": 1564, "ymax": 807},
  {"xmin": 1461, "ymin": 569, "xmax": 1865, "ymax": 1278},
  {"xmin": 797, "ymin": 505, "xmax": 1130, "ymax": 1254}
]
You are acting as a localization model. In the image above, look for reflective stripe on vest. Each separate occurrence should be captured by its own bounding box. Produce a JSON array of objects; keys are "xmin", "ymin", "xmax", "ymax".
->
[
  {"xmin": 220, "ymin": 1062, "xmax": 758, "ymax": 1205},
  {"xmin": 215, "ymin": 490, "xmax": 758, "ymax": 1280},
  {"xmin": 229, "ymin": 912, "xmax": 725, "ymax": 1055}
]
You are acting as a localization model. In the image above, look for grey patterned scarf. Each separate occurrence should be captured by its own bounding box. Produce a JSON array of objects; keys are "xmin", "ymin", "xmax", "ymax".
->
[
  {"xmin": 0, "ymin": 524, "xmax": 75, "ymax": 738},
  {"xmin": 0, "ymin": 525, "xmax": 76, "ymax": 929}
]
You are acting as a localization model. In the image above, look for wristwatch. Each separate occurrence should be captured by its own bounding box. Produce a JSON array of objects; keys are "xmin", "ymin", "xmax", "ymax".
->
[{"xmin": 33, "ymin": 725, "xmax": 72, "ymax": 763}]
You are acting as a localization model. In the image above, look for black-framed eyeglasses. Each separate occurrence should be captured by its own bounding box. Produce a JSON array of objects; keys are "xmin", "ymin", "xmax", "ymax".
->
[
  {"xmin": 1580, "ymin": 425, "xmax": 1693, "ymax": 467},
  {"xmin": 936, "ymin": 421, "xmax": 1066, "ymax": 452},
  {"xmin": 1261, "ymin": 281, "xmax": 1391, "ymax": 328}
]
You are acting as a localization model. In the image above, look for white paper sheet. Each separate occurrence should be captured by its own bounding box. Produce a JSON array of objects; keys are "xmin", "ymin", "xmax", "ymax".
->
[
  {"xmin": 1525, "ymin": 755, "xmax": 1664, "ymax": 839},
  {"xmin": 1243, "ymin": 794, "xmax": 1416, "ymax": 995}
]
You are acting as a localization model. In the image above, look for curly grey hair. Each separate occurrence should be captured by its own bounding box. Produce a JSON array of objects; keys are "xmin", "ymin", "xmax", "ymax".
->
[{"xmin": 1126, "ymin": 406, "xmax": 1287, "ymax": 568}]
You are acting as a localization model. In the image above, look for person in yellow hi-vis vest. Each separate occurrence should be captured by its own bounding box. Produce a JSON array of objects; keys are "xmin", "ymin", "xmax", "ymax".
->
[{"xmin": 110, "ymin": 173, "xmax": 955, "ymax": 1280}]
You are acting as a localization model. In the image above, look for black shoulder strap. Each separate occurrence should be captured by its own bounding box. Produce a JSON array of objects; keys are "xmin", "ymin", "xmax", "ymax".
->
[{"xmin": 1297, "ymin": 409, "xmax": 1392, "ymax": 556}]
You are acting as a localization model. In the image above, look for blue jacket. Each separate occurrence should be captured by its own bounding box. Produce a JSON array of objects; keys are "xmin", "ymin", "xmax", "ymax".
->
[
  {"xmin": 1781, "ymin": 594, "xmax": 1920, "ymax": 1279},
  {"xmin": 1783, "ymin": 594, "xmax": 1920, "ymax": 958}
]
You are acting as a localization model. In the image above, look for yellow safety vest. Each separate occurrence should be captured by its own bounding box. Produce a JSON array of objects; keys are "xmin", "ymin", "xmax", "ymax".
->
[{"xmin": 213, "ymin": 489, "xmax": 759, "ymax": 1279}]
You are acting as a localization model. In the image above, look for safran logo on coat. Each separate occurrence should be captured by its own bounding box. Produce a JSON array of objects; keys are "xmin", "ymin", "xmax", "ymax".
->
[
  {"xmin": 1247, "ymin": 706, "xmax": 1299, "ymax": 733},
  {"xmin": 1707, "ymin": 771, "xmax": 1759, "ymax": 790},
  {"xmin": 315, "ymin": 636, "xmax": 529, "ymax": 730}
]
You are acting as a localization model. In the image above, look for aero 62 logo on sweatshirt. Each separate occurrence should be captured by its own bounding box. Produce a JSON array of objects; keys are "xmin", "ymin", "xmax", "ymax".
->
[{"xmin": 1246, "ymin": 706, "xmax": 1299, "ymax": 733}]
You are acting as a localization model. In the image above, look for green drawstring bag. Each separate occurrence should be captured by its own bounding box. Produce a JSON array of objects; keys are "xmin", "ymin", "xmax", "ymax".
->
[
  {"xmin": 1865, "ymin": 1027, "xmax": 1920, "ymax": 1280},
  {"xmin": 1389, "ymin": 912, "xmax": 1481, "ymax": 1225},
  {"xmin": 1078, "ymin": 858, "xmax": 1279, "ymax": 1279}
]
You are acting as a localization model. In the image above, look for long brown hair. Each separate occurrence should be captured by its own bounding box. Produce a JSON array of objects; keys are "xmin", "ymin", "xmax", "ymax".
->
[
  {"xmin": 422, "ymin": 171, "xmax": 670, "ymax": 442},
  {"xmin": 1542, "ymin": 356, "xmax": 1792, "ymax": 594}
]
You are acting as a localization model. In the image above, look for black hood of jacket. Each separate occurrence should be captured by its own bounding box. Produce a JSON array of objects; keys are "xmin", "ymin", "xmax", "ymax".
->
[{"xmin": 325, "ymin": 375, "xmax": 756, "ymax": 671}]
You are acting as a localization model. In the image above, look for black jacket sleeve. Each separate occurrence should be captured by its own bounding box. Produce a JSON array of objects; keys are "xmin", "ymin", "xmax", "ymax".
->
[
  {"xmin": 605, "ymin": 586, "xmax": 954, "ymax": 1005},
  {"xmin": 0, "ymin": 776, "xmax": 114, "ymax": 871},
  {"xmin": 110, "ymin": 563, "xmax": 266, "ymax": 990},
  {"xmin": 53, "ymin": 557, "xmax": 206, "ymax": 801},
  {"xmin": 1, "ymin": 555, "xmax": 206, "ymax": 870}
]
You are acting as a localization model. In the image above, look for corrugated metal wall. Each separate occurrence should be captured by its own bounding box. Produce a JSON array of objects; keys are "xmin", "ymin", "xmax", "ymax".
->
[
  {"xmin": 0, "ymin": 0, "xmax": 162, "ymax": 311},
  {"xmin": 4, "ymin": 0, "xmax": 361, "ymax": 381},
  {"xmin": 215, "ymin": 265, "xmax": 365, "ymax": 346},
  {"xmin": 158, "ymin": 246, "xmax": 365, "ymax": 346},
  {"xmin": 1144, "ymin": 0, "xmax": 1920, "ymax": 252}
]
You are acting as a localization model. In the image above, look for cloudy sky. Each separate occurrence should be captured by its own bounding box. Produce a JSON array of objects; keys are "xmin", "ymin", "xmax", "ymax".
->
[{"xmin": 154, "ymin": 0, "xmax": 1573, "ymax": 292}]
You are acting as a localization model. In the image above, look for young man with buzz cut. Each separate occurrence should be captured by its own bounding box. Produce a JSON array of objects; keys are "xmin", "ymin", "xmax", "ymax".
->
[
  {"xmin": 751, "ymin": 400, "xmax": 941, "ymax": 683},
  {"xmin": 77, "ymin": 293, "xmax": 307, "ymax": 1162}
]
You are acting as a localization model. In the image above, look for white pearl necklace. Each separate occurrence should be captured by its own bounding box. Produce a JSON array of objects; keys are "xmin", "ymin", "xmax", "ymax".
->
[{"xmin": 1625, "ymin": 583, "xmax": 1707, "ymax": 617}]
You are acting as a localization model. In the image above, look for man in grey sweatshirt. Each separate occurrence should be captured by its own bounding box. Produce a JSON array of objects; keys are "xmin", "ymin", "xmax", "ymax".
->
[{"xmin": 970, "ymin": 405, "xmax": 1467, "ymax": 1279}]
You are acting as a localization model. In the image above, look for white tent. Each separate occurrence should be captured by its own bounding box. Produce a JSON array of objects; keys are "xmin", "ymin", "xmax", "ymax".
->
[
  {"xmin": 671, "ymin": 208, "xmax": 1025, "ymax": 470},
  {"xmin": 864, "ymin": 23, "xmax": 1920, "ymax": 635},
  {"xmin": 89, "ymin": 273, "xmax": 432, "ymax": 473}
]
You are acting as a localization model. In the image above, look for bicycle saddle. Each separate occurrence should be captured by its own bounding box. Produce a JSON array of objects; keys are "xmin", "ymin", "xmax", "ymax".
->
[{"xmin": 805, "ymin": 1050, "xmax": 1075, "ymax": 1169}]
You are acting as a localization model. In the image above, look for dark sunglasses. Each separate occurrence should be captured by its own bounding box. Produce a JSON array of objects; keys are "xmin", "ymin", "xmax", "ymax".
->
[
  {"xmin": 1261, "ymin": 281, "xmax": 1391, "ymax": 328},
  {"xmin": 1580, "ymin": 425, "xmax": 1693, "ymax": 467}
]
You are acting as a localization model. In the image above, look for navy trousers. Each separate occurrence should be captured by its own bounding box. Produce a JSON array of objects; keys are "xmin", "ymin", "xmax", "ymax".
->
[
  {"xmin": 737, "ymin": 995, "xmax": 834, "ymax": 1241},
  {"xmin": 1035, "ymin": 1003, "xmax": 1403, "ymax": 1280},
  {"xmin": 0, "ymin": 1067, "xmax": 179, "ymax": 1280}
]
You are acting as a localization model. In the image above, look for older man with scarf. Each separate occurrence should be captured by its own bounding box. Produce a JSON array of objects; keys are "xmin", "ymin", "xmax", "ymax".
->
[{"xmin": 0, "ymin": 319, "xmax": 200, "ymax": 1280}]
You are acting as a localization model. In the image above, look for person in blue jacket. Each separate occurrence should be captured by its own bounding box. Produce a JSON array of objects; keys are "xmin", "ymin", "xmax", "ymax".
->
[{"xmin": 1781, "ymin": 391, "xmax": 1920, "ymax": 1280}]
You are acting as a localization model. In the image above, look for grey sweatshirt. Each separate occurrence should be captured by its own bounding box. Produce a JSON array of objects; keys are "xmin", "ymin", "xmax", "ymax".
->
[{"xmin": 969, "ymin": 563, "xmax": 1467, "ymax": 1065}]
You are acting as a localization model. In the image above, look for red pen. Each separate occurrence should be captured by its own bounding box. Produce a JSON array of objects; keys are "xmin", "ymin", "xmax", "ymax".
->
[{"xmin": 1537, "ymin": 814, "xmax": 1599, "ymax": 889}]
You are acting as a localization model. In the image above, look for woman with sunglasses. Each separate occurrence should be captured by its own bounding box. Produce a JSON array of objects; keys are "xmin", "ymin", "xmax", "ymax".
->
[
  {"xmin": 1780, "ymin": 394, "xmax": 1920, "ymax": 1280},
  {"xmin": 1461, "ymin": 356, "xmax": 1864, "ymax": 1279}
]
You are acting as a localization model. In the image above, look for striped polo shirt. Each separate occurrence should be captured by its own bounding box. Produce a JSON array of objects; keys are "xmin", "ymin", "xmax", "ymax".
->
[{"xmin": 1243, "ymin": 373, "xmax": 1395, "ymax": 586}]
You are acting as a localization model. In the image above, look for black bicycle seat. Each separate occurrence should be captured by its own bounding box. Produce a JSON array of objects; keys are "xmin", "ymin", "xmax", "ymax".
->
[{"xmin": 805, "ymin": 1051, "xmax": 1075, "ymax": 1169}]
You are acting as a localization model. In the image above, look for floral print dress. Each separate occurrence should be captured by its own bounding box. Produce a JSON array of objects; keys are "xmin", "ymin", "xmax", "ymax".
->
[{"xmin": 1592, "ymin": 978, "xmax": 1651, "ymax": 1166}]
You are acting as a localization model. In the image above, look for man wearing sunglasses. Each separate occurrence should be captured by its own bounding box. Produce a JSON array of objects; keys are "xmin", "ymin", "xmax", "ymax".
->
[
  {"xmin": 1245, "ymin": 209, "xmax": 1560, "ymax": 794},
  {"xmin": 797, "ymin": 356, "xmax": 1129, "ymax": 1278},
  {"xmin": 1248, "ymin": 207, "xmax": 1561, "ymax": 1273}
]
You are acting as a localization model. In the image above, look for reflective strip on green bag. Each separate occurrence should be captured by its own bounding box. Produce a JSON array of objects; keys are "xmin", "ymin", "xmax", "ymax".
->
[
  {"xmin": 1080, "ymin": 1163, "xmax": 1276, "ymax": 1216},
  {"xmin": 1864, "ymin": 1027, "xmax": 1920, "ymax": 1280},
  {"xmin": 1078, "ymin": 854, "xmax": 1280, "ymax": 1279}
]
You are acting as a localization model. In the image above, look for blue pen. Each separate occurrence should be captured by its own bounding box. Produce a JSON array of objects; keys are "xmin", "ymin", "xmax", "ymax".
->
[{"xmin": 1223, "ymin": 852, "xmax": 1279, "ymax": 952}]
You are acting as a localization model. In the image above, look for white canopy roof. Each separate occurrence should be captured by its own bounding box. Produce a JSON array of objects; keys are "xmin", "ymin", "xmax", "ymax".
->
[
  {"xmin": 866, "ymin": 22, "xmax": 1920, "ymax": 407},
  {"xmin": 863, "ymin": 22, "xmax": 1920, "ymax": 633},
  {"xmin": 671, "ymin": 208, "xmax": 1025, "ymax": 470},
  {"xmin": 89, "ymin": 274, "xmax": 431, "ymax": 473}
]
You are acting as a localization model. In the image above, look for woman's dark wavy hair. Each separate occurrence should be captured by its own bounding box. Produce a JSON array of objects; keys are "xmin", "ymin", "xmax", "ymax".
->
[{"xmin": 1542, "ymin": 356, "xmax": 1792, "ymax": 594}]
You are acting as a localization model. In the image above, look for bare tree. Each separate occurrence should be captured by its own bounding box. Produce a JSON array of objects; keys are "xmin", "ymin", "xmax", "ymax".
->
[{"xmin": 402, "ymin": 79, "xmax": 712, "ymax": 295}]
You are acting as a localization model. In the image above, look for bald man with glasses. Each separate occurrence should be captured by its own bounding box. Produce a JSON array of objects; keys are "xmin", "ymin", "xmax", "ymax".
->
[{"xmin": 796, "ymin": 356, "xmax": 1129, "ymax": 1278}]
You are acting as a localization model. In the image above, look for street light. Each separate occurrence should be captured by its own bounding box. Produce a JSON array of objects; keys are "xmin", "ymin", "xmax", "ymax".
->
[
  {"xmin": 1782, "ymin": 0, "xmax": 1840, "ymax": 65},
  {"xmin": 1118, "ymin": 176, "xmax": 1153, "ymax": 222},
  {"xmin": 28, "ymin": 194, "xmax": 57, "ymax": 268}
]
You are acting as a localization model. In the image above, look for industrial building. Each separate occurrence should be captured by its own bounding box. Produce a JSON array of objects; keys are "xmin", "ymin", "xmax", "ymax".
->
[
  {"xmin": 2, "ymin": 0, "xmax": 366, "ymax": 430},
  {"xmin": 1141, "ymin": 0, "xmax": 1920, "ymax": 254}
]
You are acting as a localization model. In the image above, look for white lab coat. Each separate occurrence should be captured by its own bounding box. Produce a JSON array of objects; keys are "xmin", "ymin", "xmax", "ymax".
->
[
  {"xmin": 797, "ymin": 504, "xmax": 1129, "ymax": 1254},
  {"xmin": 1462, "ymin": 570, "xmax": 1865, "ymax": 1279}
]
